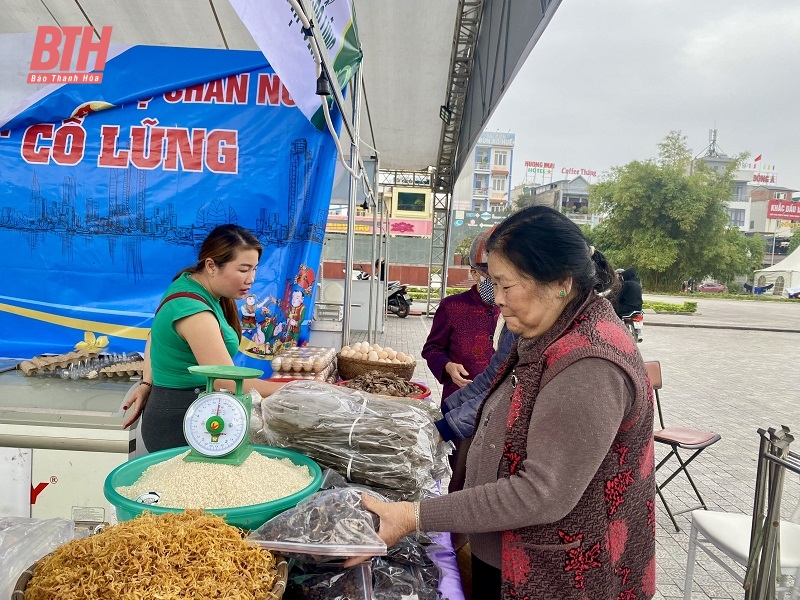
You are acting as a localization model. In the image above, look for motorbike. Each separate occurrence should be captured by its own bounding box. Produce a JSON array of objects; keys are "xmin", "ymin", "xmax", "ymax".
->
[
  {"xmin": 344, "ymin": 266, "xmax": 413, "ymax": 318},
  {"xmin": 386, "ymin": 281, "xmax": 413, "ymax": 318},
  {"xmin": 620, "ymin": 310, "xmax": 644, "ymax": 343}
]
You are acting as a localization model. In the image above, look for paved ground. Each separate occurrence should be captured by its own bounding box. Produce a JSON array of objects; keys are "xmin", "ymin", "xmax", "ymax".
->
[{"xmin": 351, "ymin": 296, "xmax": 799, "ymax": 600}]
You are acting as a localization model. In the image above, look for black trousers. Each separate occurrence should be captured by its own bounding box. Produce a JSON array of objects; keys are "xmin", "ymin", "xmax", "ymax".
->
[
  {"xmin": 140, "ymin": 385, "xmax": 200, "ymax": 453},
  {"xmin": 471, "ymin": 554, "xmax": 501, "ymax": 600}
]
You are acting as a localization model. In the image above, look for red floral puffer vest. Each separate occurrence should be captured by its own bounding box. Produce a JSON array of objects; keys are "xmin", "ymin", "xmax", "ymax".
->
[{"xmin": 475, "ymin": 293, "xmax": 656, "ymax": 600}]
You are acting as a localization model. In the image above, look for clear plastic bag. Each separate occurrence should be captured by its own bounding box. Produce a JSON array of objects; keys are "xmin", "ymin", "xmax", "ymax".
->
[
  {"xmin": 285, "ymin": 563, "xmax": 373, "ymax": 600},
  {"xmin": 0, "ymin": 517, "xmax": 77, "ymax": 599},
  {"xmin": 371, "ymin": 536, "xmax": 443, "ymax": 600},
  {"xmin": 258, "ymin": 381, "xmax": 453, "ymax": 499},
  {"xmin": 248, "ymin": 488, "xmax": 387, "ymax": 561}
]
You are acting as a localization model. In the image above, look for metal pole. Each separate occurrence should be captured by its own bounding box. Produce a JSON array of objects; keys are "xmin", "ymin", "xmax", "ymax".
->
[
  {"xmin": 368, "ymin": 183, "xmax": 378, "ymax": 343},
  {"xmin": 368, "ymin": 156, "xmax": 381, "ymax": 340},
  {"xmin": 771, "ymin": 233, "xmax": 776, "ymax": 266},
  {"xmin": 341, "ymin": 67, "xmax": 363, "ymax": 348}
]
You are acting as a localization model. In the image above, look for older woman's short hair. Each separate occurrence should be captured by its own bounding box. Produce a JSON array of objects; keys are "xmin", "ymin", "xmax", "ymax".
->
[{"xmin": 468, "ymin": 233, "xmax": 490, "ymax": 275}]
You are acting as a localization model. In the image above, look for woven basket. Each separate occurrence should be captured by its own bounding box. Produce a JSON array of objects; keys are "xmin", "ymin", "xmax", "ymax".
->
[
  {"xmin": 336, "ymin": 354, "xmax": 416, "ymax": 381},
  {"xmin": 13, "ymin": 554, "xmax": 289, "ymax": 600}
]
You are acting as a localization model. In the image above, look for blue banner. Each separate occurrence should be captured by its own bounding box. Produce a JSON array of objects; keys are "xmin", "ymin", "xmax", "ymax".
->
[{"xmin": 0, "ymin": 46, "xmax": 340, "ymax": 373}]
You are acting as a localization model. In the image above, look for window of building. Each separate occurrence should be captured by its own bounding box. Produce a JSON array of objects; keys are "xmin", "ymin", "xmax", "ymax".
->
[
  {"xmin": 775, "ymin": 192, "xmax": 787, "ymax": 200},
  {"xmin": 475, "ymin": 148, "xmax": 489, "ymax": 168},
  {"xmin": 726, "ymin": 208, "xmax": 745, "ymax": 227},
  {"xmin": 493, "ymin": 151, "xmax": 508, "ymax": 167},
  {"xmin": 474, "ymin": 175, "xmax": 489, "ymax": 194},
  {"xmin": 492, "ymin": 175, "xmax": 506, "ymax": 192},
  {"xmin": 472, "ymin": 200, "xmax": 485, "ymax": 212},
  {"xmin": 396, "ymin": 191, "xmax": 426, "ymax": 212}
]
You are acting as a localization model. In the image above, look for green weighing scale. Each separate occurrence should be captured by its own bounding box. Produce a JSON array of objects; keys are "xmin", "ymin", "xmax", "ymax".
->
[{"xmin": 182, "ymin": 365, "xmax": 263, "ymax": 466}]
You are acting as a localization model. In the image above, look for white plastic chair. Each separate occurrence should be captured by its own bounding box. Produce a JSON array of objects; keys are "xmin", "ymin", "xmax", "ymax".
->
[{"xmin": 684, "ymin": 432, "xmax": 800, "ymax": 600}]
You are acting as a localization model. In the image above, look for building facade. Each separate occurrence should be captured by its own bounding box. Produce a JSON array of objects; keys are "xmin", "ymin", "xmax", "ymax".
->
[
  {"xmin": 510, "ymin": 175, "xmax": 602, "ymax": 227},
  {"xmin": 453, "ymin": 131, "xmax": 515, "ymax": 213}
]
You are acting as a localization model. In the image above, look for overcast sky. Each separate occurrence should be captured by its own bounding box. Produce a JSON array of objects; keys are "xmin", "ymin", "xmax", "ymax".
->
[{"xmin": 486, "ymin": 0, "xmax": 800, "ymax": 191}]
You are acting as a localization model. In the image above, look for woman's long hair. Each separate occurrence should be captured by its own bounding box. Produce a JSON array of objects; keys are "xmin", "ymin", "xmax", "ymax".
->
[
  {"xmin": 175, "ymin": 224, "xmax": 263, "ymax": 340},
  {"xmin": 486, "ymin": 206, "xmax": 617, "ymax": 301}
]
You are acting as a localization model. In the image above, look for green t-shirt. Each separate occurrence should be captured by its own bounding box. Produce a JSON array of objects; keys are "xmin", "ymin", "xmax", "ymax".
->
[{"xmin": 150, "ymin": 273, "xmax": 240, "ymax": 388}]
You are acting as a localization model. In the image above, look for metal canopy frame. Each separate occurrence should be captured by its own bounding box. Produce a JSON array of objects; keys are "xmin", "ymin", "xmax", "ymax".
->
[{"xmin": 428, "ymin": 0, "xmax": 485, "ymax": 313}]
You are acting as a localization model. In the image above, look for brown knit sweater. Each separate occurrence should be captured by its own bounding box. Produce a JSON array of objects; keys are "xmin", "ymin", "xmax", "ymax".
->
[{"xmin": 420, "ymin": 294, "xmax": 656, "ymax": 599}]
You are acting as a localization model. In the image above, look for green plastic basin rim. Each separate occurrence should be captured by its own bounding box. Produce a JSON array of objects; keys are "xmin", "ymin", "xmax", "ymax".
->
[
  {"xmin": 187, "ymin": 365, "xmax": 264, "ymax": 379},
  {"xmin": 103, "ymin": 445, "xmax": 322, "ymax": 530}
]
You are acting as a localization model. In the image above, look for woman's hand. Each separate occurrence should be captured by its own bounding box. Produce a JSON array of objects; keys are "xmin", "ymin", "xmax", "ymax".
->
[
  {"xmin": 445, "ymin": 362, "xmax": 472, "ymax": 387},
  {"xmin": 122, "ymin": 383, "xmax": 150, "ymax": 429},
  {"xmin": 343, "ymin": 494, "xmax": 416, "ymax": 568}
]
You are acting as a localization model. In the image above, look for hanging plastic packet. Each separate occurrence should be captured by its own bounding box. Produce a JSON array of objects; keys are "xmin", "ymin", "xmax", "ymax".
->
[
  {"xmin": 248, "ymin": 488, "xmax": 387, "ymax": 561},
  {"xmin": 285, "ymin": 562, "xmax": 373, "ymax": 600}
]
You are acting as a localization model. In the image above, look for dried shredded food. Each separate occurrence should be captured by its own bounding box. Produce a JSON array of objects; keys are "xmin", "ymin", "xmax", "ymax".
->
[
  {"xmin": 343, "ymin": 371, "xmax": 419, "ymax": 397},
  {"xmin": 24, "ymin": 512, "xmax": 281, "ymax": 600}
]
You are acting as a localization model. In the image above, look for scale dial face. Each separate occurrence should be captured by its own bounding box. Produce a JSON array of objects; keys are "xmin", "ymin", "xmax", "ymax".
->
[{"xmin": 183, "ymin": 392, "xmax": 248, "ymax": 457}]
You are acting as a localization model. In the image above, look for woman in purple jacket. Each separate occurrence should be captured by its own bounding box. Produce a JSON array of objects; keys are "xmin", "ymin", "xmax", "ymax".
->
[
  {"xmin": 421, "ymin": 232, "xmax": 500, "ymax": 402},
  {"xmin": 422, "ymin": 233, "xmax": 500, "ymax": 492}
]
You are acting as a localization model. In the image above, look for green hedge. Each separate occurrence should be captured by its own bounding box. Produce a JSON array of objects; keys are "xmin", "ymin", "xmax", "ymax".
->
[{"xmin": 643, "ymin": 300, "xmax": 697, "ymax": 313}]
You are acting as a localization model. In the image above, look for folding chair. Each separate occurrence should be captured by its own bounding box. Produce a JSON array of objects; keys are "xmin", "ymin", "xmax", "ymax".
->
[
  {"xmin": 645, "ymin": 360, "xmax": 721, "ymax": 531},
  {"xmin": 683, "ymin": 426, "xmax": 800, "ymax": 600}
]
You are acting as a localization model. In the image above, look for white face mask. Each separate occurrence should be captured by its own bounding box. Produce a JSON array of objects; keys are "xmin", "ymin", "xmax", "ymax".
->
[{"xmin": 478, "ymin": 276, "xmax": 495, "ymax": 305}]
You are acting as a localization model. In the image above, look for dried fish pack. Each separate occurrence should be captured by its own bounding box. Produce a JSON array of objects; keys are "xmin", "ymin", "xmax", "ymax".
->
[
  {"xmin": 249, "ymin": 488, "xmax": 387, "ymax": 562},
  {"xmin": 258, "ymin": 381, "xmax": 452, "ymax": 499}
]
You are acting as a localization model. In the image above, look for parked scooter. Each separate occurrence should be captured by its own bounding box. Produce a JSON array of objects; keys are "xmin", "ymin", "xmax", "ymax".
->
[
  {"xmin": 620, "ymin": 310, "xmax": 644, "ymax": 343},
  {"xmin": 343, "ymin": 265, "xmax": 413, "ymax": 317},
  {"xmin": 386, "ymin": 281, "xmax": 413, "ymax": 318}
]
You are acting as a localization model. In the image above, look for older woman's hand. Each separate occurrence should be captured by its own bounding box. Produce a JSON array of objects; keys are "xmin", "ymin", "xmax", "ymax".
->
[{"xmin": 342, "ymin": 493, "xmax": 416, "ymax": 568}]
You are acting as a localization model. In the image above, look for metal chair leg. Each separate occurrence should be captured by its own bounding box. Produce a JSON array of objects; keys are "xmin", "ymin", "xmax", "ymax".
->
[{"xmin": 683, "ymin": 519, "xmax": 699, "ymax": 600}]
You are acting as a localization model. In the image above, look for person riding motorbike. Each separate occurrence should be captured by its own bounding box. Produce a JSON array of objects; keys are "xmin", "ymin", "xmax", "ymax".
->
[{"xmin": 614, "ymin": 267, "xmax": 643, "ymax": 317}]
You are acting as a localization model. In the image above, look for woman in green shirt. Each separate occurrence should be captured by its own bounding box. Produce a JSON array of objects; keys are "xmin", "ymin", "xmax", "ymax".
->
[{"xmin": 123, "ymin": 224, "xmax": 284, "ymax": 452}]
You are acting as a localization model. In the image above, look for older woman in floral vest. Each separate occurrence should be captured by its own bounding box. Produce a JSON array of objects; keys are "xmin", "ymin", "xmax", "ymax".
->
[{"xmin": 353, "ymin": 206, "xmax": 656, "ymax": 600}]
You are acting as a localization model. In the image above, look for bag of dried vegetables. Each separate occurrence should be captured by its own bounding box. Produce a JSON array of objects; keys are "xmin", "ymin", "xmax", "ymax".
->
[
  {"xmin": 248, "ymin": 488, "xmax": 386, "ymax": 562},
  {"xmin": 256, "ymin": 381, "xmax": 452, "ymax": 499}
]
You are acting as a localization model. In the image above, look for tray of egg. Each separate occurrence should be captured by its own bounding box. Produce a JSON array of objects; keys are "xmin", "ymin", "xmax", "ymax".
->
[{"xmin": 269, "ymin": 346, "xmax": 338, "ymax": 382}]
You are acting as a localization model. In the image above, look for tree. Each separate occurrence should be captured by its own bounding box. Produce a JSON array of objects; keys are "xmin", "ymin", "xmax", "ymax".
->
[
  {"xmin": 590, "ymin": 130, "xmax": 752, "ymax": 291},
  {"xmin": 789, "ymin": 228, "xmax": 800, "ymax": 254},
  {"xmin": 454, "ymin": 235, "xmax": 477, "ymax": 261},
  {"xmin": 514, "ymin": 191, "xmax": 536, "ymax": 211}
]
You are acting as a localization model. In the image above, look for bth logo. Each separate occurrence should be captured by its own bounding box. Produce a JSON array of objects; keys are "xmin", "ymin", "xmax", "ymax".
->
[{"xmin": 28, "ymin": 26, "xmax": 112, "ymax": 85}]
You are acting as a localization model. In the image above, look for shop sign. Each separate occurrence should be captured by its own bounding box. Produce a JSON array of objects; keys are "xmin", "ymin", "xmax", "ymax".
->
[
  {"xmin": 767, "ymin": 200, "xmax": 800, "ymax": 221},
  {"xmin": 561, "ymin": 167, "xmax": 597, "ymax": 178},
  {"xmin": 525, "ymin": 160, "xmax": 555, "ymax": 175},
  {"xmin": 753, "ymin": 172, "xmax": 779, "ymax": 185},
  {"xmin": 477, "ymin": 132, "xmax": 515, "ymax": 147}
]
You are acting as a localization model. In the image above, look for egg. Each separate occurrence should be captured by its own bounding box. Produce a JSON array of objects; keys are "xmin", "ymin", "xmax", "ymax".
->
[
  {"xmin": 396, "ymin": 352, "xmax": 406, "ymax": 362},
  {"xmin": 293, "ymin": 360, "xmax": 304, "ymax": 372},
  {"xmin": 391, "ymin": 358, "xmax": 401, "ymax": 364},
  {"xmin": 312, "ymin": 358, "xmax": 325, "ymax": 372},
  {"xmin": 281, "ymin": 357, "xmax": 294, "ymax": 371},
  {"xmin": 302, "ymin": 359, "xmax": 313, "ymax": 372},
  {"xmin": 372, "ymin": 343, "xmax": 382, "ymax": 351},
  {"xmin": 368, "ymin": 350, "xmax": 379, "ymax": 361},
  {"xmin": 387, "ymin": 350, "xmax": 397, "ymax": 360},
  {"xmin": 377, "ymin": 351, "xmax": 388, "ymax": 360},
  {"xmin": 383, "ymin": 347, "xmax": 394, "ymax": 355},
  {"xmin": 405, "ymin": 355, "xmax": 414, "ymax": 363},
  {"xmin": 271, "ymin": 357, "xmax": 283, "ymax": 372}
]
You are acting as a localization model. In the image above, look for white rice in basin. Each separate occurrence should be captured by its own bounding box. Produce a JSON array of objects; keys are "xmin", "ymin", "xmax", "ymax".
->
[{"xmin": 116, "ymin": 450, "xmax": 314, "ymax": 509}]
